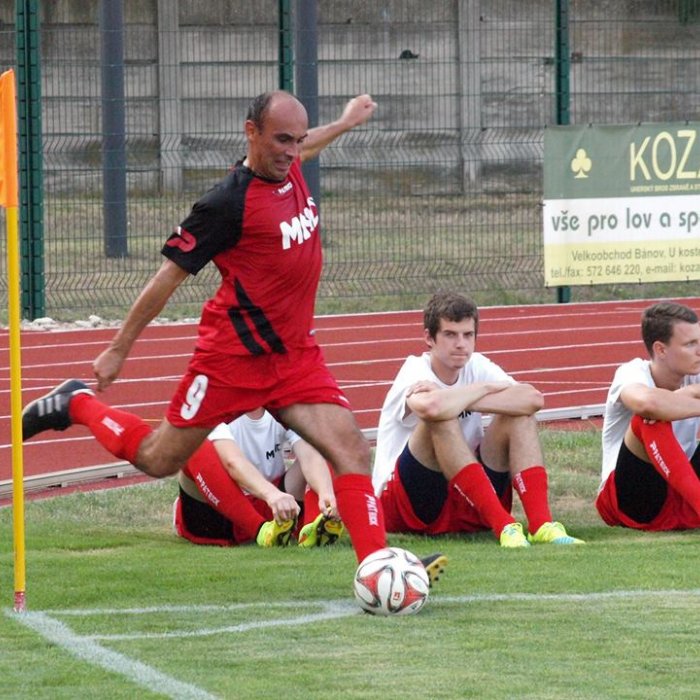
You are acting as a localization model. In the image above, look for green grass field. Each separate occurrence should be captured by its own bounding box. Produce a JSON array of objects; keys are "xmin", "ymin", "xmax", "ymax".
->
[{"xmin": 2, "ymin": 428, "xmax": 699, "ymax": 699}]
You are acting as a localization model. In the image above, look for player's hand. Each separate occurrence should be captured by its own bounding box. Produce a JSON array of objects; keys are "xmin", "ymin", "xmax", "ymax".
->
[
  {"xmin": 317, "ymin": 491, "xmax": 338, "ymax": 520},
  {"xmin": 268, "ymin": 492, "xmax": 301, "ymax": 523},
  {"xmin": 406, "ymin": 380, "xmax": 440, "ymax": 397},
  {"xmin": 93, "ymin": 347, "xmax": 126, "ymax": 392},
  {"xmin": 341, "ymin": 94, "xmax": 377, "ymax": 129}
]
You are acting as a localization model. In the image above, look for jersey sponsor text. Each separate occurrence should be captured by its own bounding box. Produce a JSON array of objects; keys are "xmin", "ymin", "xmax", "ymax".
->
[{"xmin": 280, "ymin": 197, "xmax": 318, "ymax": 250}]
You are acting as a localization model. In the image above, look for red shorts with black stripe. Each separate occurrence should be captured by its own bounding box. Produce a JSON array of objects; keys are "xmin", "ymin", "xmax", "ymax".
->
[
  {"xmin": 595, "ymin": 473, "xmax": 700, "ymax": 530},
  {"xmin": 166, "ymin": 344, "xmax": 350, "ymax": 429},
  {"xmin": 379, "ymin": 464, "xmax": 513, "ymax": 535}
]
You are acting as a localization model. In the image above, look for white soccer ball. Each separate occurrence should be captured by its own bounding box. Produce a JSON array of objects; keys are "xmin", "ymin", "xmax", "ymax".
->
[{"xmin": 353, "ymin": 546, "xmax": 430, "ymax": 616}]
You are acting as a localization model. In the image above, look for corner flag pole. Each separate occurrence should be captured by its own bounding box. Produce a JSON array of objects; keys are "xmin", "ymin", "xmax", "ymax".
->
[{"xmin": 1, "ymin": 68, "xmax": 26, "ymax": 613}]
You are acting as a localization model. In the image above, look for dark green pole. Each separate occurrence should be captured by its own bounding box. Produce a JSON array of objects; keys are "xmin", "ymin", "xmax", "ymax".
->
[
  {"xmin": 16, "ymin": 0, "xmax": 44, "ymax": 319},
  {"xmin": 554, "ymin": 0, "xmax": 571, "ymax": 303},
  {"xmin": 100, "ymin": 0, "xmax": 128, "ymax": 258},
  {"xmin": 295, "ymin": 0, "xmax": 320, "ymax": 210},
  {"xmin": 278, "ymin": 0, "xmax": 293, "ymax": 92}
]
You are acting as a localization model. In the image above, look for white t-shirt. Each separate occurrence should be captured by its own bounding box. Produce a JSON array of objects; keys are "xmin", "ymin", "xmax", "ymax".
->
[
  {"xmin": 372, "ymin": 351, "xmax": 514, "ymax": 495},
  {"xmin": 208, "ymin": 411, "xmax": 301, "ymax": 483},
  {"xmin": 600, "ymin": 357, "xmax": 700, "ymax": 487}
]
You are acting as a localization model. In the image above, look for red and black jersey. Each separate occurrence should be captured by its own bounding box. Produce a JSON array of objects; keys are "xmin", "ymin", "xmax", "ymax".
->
[{"xmin": 162, "ymin": 160, "xmax": 321, "ymax": 356}]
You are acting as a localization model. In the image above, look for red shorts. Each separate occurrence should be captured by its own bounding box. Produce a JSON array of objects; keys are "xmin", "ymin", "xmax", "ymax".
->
[
  {"xmin": 166, "ymin": 344, "xmax": 350, "ymax": 429},
  {"xmin": 379, "ymin": 464, "xmax": 513, "ymax": 535},
  {"xmin": 595, "ymin": 473, "xmax": 700, "ymax": 530},
  {"xmin": 173, "ymin": 486, "xmax": 277, "ymax": 546}
]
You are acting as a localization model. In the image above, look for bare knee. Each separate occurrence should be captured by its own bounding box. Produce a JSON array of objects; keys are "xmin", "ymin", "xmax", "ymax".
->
[
  {"xmin": 133, "ymin": 426, "xmax": 206, "ymax": 479},
  {"xmin": 134, "ymin": 437, "xmax": 183, "ymax": 478},
  {"xmin": 328, "ymin": 430, "xmax": 371, "ymax": 476}
]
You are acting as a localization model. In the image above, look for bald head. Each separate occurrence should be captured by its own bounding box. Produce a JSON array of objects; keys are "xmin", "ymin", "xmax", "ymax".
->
[
  {"xmin": 243, "ymin": 91, "xmax": 309, "ymax": 181},
  {"xmin": 246, "ymin": 91, "xmax": 307, "ymax": 131}
]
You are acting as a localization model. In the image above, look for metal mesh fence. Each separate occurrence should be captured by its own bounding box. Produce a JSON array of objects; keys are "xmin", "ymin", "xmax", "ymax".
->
[{"xmin": 1, "ymin": 0, "xmax": 699, "ymax": 321}]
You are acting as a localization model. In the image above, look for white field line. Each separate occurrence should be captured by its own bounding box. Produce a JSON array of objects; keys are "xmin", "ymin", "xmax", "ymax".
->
[
  {"xmin": 85, "ymin": 601, "xmax": 359, "ymax": 641},
  {"xmin": 5, "ymin": 609, "xmax": 218, "ymax": 700},
  {"xmin": 6, "ymin": 588, "xmax": 699, "ymax": 696},
  {"xmin": 17, "ymin": 586, "xmax": 700, "ymax": 638}
]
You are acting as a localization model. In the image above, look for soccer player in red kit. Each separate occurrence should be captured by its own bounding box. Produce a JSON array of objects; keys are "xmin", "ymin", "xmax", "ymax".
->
[
  {"xmin": 22, "ymin": 91, "xmax": 390, "ymax": 565},
  {"xmin": 596, "ymin": 301, "xmax": 700, "ymax": 530}
]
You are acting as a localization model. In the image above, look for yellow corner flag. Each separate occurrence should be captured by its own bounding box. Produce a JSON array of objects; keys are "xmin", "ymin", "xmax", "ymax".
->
[
  {"xmin": 0, "ymin": 68, "xmax": 19, "ymax": 207},
  {"xmin": 1, "ymin": 67, "xmax": 27, "ymax": 613}
]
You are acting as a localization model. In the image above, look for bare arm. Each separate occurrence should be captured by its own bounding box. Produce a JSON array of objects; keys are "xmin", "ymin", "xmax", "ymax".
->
[
  {"xmin": 93, "ymin": 258, "xmax": 190, "ymax": 391},
  {"xmin": 213, "ymin": 439, "xmax": 300, "ymax": 523},
  {"xmin": 406, "ymin": 380, "xmax": 513, "ymax": 421},
  {"xmin": 469, "ymin": 382, "xmax": 544, "ymax": 416},
  {"xmin": 300, "ymin": 94, "xmax": 377, "ymax": 162},
  {"xmin": 292, "ymin": 439, "xmax": 338, "ymax": 518},
  {"xmin": 620, "ymin": 382, "xmax": 700, "ymax": 421}
]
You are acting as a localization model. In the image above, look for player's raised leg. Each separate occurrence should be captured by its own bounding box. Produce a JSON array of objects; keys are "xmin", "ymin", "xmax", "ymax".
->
[{"xmin": 23, "ymin": 378, "xmax": 211, "ymax": 478}]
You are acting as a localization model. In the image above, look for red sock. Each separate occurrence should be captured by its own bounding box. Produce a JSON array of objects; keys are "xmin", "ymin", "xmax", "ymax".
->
[
  {"xmin": 333, "ymin": 473, "xmax": 386, "ymax": 563},
  {"xmin": 69, "ymin": 393, "xmax": 152, "ymax": 464},
  {"xmin": 302, "ymin": 486, "xmax": 322, "ymax": 527},
  {"xmin": 301, "ymin": 461, "xmax": 336, "ymax": 526},
  {"xmin": 184, "ymin": 440, "xmax": 265, "ymax": 540},
  {"xmin": 450, "ymin": 463, "xmax": 515, "ymax": 538},
  {"xmin": 513, "ymin": 466, "xmax": 552, "ymax": 534},
  {"xmin": 631, "ymin": 415, "xmax": 700, "ymax": 516}
]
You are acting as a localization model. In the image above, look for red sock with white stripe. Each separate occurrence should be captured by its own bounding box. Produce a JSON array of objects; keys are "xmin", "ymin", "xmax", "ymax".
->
[
  {"xmin": 631, "ymin": 415, "xmax": 700, "ymax": 516},
  {"xmin": 450, "ymin": 463, "xmax": 515, "ymax": 538},
  {"xmin": 333, "ymin": 472, "xmax": 386, "ymax": 562},
  {"xmin": 69, "ymin": 393, "xmax": 151, "ymax": 465},
  {"xmin": 513, "ymin": 466, "xmax": 552, "ymax": 535},
  {"xmin": 183, "ymin": 439, "xmax": 265, "ymax": 540}
]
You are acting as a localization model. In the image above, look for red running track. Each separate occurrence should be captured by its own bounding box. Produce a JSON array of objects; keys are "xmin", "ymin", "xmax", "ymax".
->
[{"xmin": 3, "ymin": 298, "xmax": 699, "ymax": 484}]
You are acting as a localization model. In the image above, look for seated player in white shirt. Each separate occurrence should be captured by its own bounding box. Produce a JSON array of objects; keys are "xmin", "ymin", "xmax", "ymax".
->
[
  {"xmin": 174, "ymin": 407, "xmax": 343, "ymax": 547},
  {"xmin": 596, "ymin": 301, "xmax": 700, "ymax": 530},
  {"xmin": 373, "ymin": 291, "xmax": 583, "ymax": 547}
]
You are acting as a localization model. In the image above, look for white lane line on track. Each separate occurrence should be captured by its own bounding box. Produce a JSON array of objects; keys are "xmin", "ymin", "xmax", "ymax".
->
[
  {"xmin": 0, "ymin": 336, "xmax": 642, "ymax": 374},
  {"xmin": 5, "ymin": 323, "xmax": 642, "ymax": 356}
]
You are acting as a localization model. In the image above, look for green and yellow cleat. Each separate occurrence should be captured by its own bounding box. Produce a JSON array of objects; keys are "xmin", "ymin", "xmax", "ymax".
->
[
  {"xmin": 256, "ymin": 518, "xmax": 296, "ymax": 547},
  {"xmin": 528, "ymin": 521, "xmax": 585, "ymax": 545},
  {"xmin": 499, "ymin": 522, "xmax": 531, "ymax": 548},
  {"xmin": 298, "ymin": 513, "xmax": 344, "ymax": 547}
]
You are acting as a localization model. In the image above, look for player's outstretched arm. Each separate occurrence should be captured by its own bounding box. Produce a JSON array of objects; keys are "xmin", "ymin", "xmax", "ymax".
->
[
  {"xmin": 93, "ymin": 259, "xmax": 189, "ymax": 391},
  {"xmin": 300, "ymin": 94, "xmax": 377, "ymax": 162}
]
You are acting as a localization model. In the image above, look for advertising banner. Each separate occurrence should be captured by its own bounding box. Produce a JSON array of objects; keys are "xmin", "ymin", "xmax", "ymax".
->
[{"xmin": 543, "ymin": 124, "xmax": 700, "ymax": 286}]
